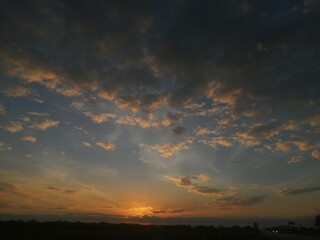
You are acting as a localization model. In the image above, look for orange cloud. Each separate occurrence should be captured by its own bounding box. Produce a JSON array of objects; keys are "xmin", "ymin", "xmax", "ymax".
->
[
  {"xmin": 3, "ymin": 85, "xmax": 35, "ymax": 97},
  {"xmin": 311, "ymin": 149, "xmax": 320, "ymax": 159},
  {"xmin": 97, "ymin": 142, "xmax": 116, "ymax": 151},
  {"xmin": 33, "ymin": 119, "xmax": 59, "ymax": 130},
  {"xmin": 55, "ymin": 86, "xmax": 82, "ymax": 97},
  {"xmin": 275, "ymin": 141, "xmax": 313, "ymax": 152},
  {"xmin": 84, "ymin": 112, "xmax": 116, "ymax": 123},
  {"xmin": 195, "ymin": 127, "xmax": 216, "ymax": 136},
  {"xmin": 142, "ymin": 138, "xmax": 193, "ymax": 158},
  {"xmin": 22, "ymin": 135, "xmax": 37, "ymax": 143},
  {"xmin": 199, "ymin": 137, "xmax": 232, "ymax": 149},
  {"xmin": 4, "ymin": 121, "xmax": 23, "ymax": 133}
]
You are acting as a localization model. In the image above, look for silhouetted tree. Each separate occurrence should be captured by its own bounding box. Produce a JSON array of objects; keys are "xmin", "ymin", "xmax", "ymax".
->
[
  {"xmin": 315, "ymin": 214, "xmax": 320, "ymax": 229},
  {"xmin": 253, "ymin": 221, "xmax": 259, "ymax": 230}
]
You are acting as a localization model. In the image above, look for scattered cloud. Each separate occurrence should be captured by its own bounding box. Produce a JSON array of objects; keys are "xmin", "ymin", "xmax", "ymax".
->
[
  {"xmin": 4, "ymin": 121, "xmax": 23, "ymax": 133},
  {"xmin": 84, "ymin": 112, "xmax": 116, "ymax": 123},
  {"xmin": 97, "ymin": 142, "xmax": 116, "ymax": 151},
  {"xmin": 22, "ymin": 135, "xmax": 37, "ymax": 143}
]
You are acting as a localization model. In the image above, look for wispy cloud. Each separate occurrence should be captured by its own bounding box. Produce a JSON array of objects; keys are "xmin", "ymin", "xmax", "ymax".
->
[
  {"xmin": 214, "ymin": 195, "xmax": 266, "ymax": 208},
  {"xmin": 47, "ymin": 186, "xmax": 79, "ymax": 194},
  {"xmin": 279, "ymin": 187, "xmax": 320, "ymax": 196}
]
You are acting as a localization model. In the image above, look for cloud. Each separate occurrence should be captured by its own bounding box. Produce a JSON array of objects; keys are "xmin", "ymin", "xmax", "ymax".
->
[
  {"xmin": 97, "ymin": 142, "xmax": 116, "ymax": 151},
  {"xmin": 169, "ymin": 174, "xmax": 223, "ymax": 196},
  {"xmin": 4, "ymin": 121, "xmax": 23, "ymax": 133},
  {"xmin": 0, "ymin": 103, "xmax": 5, "ymax": 115},
  {"xmin": 184, "ymin": 102, "xmax": 205, "ymax": 110},
  {"xmin": 275, "ymin": 141, "xmax": 313, "ymax": 152},
  {"xmin": 142, "ymin": 138, "xmax": 193, "ymax": 158},
  {"xmin": 152, "ymin": 112, "xmax": 181, "ymax": 128},
  {"xmin": 214, "ymin": 195, "xmax": 266, "ymax": 207},
  {"xmin": 287, "ymin": 155, "xmax": 303, "ymax": 164},
  {"xmin": 234, "ymin": 132, "xmax": 260, "ymax": 147},
  {"xmin": 195, "ymin": 127, "xmax": 216, "ymax": 136},
  {"xmin": 3, "ymin": 85, "xmax": 35, "ymax": 97},
  {"xmin": 199, "ymin": 137, "xmax": 232, "ymax": 149},
  {"xmin": 279, "ymin": 187, "xmax": 320, "ymax": 196},
  {"xmin": 33, "ymin": 119, "xmax": 59, "ymax": 130},
  {"xmin": 0, "ymin": 0, "xmax": 318, "ymax": 118},
  {"xmin": 115, "ymin": 115, "xmax": 151, "ymax": 128},
  {"xmin": 47, "ymin": 186, "xmax": 79, "ymax": 194},
  {"xmin": 55, "ymin": 86, "xmax": 82, "ymax": 97},
  {"xmin": 171, "ymin": 126, "xmax": 186, "ymax": 136},
  {"xmin": 81, "ymin": 141, "xmax": 91, "ymax": 148},
  {"xmin": 22, "ymin": 135, "xmax": 37, "ymax": 143},
  {"xmin": 311, "ymin": 149, "xmax": 320, "ymax": 159},
  {"xmin": 115, "ymin": 93, "xmax": 168, "ymax": 113},
  {"xmin": 84, "ymin": 112, "xmax": 116, "ymax": 123},
  {"xmin": 0, "ymin": 181, "xmax": 16, "ymax": 192},
  {"xmin": 27, "ymin": 112, "xmax": 49, "ymax": 117},
  {"xmin": 0, "ymin": 142, "xmax": 12, "ymax": 151},
  {"xmin": 71, "ymin": 101, "xmax": 86, "ymax": 111}
]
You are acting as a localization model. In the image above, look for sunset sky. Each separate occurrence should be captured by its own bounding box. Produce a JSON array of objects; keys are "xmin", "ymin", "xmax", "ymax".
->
[{"xmin": 0, "ymin": 0, "xmax": 319, "ymax": 225}]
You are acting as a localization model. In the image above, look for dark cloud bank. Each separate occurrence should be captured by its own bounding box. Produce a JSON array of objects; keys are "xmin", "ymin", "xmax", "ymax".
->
[{"xmin": 0, "ymin": 0, "xmax": 319, "ymax": 114}]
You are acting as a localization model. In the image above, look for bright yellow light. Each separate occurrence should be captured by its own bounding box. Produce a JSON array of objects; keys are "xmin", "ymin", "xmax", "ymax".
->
[{"xmin": 128, "ymin": 206, "xmax": 153, "ymax": 216}]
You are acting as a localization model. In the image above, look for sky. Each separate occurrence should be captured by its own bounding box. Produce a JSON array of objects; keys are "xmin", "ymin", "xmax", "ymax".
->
[{"xmin": 0, "ymin": 0, "xmax": 319, "ymax": 226}]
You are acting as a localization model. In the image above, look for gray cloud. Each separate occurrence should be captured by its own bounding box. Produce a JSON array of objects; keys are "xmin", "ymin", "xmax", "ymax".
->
[
  {"xmin": 279, "ymin": 187, "xmax": 320, "ymax": 196},
  {"xmin": 171, "ymin": 126, "xmax": 186, "ymax": 136},
  {"xmin": 0, "ymin": 0, "xmax": 318, "ymax": 116},
  {"xmin": 214, "ymin": 195, "xmax": 266, "ymax": 208}
]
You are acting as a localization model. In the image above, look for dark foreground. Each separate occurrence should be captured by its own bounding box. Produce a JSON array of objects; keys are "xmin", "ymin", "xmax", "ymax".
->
[
  {"xmin": 264, "ymin": 232, "xmax": 320, "ymax": 240},
  {"xmin": 0, "ymin": 221, "xmax": 266, "ymax": 240}
]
